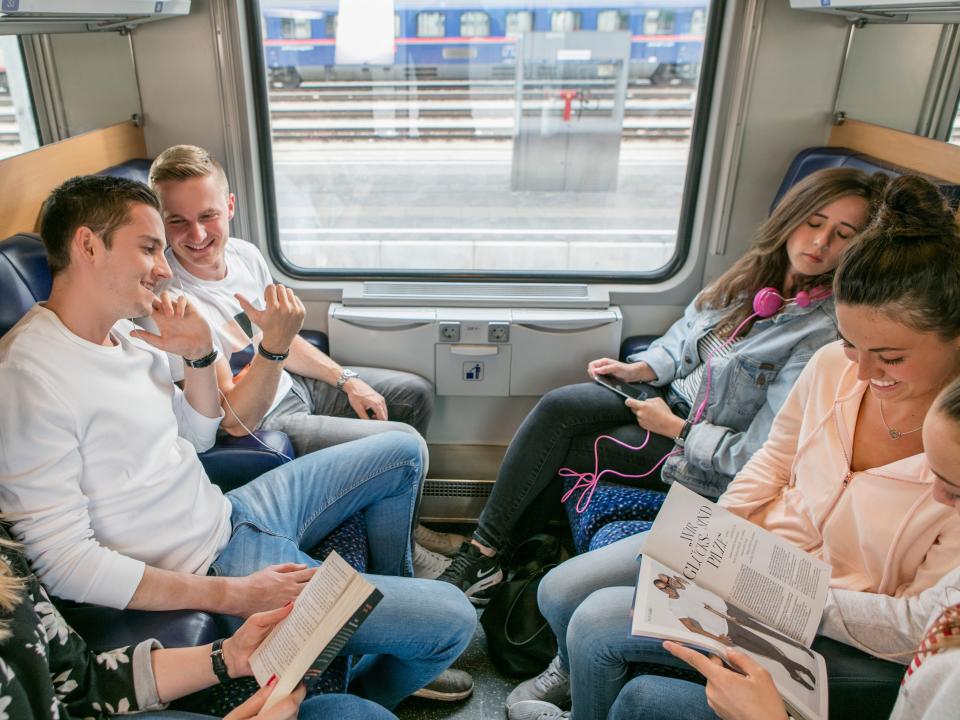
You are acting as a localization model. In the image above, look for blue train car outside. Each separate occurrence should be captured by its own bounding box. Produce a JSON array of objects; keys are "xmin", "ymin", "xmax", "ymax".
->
[{"xmin": 260, "ymin": 0, "xmax": 707, "ymax": 86}]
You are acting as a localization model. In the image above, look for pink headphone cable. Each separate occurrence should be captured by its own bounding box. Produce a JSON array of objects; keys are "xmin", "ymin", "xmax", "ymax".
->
[{"xmin": 561, "ymin": 287, "xmax": 829, "ymax": 513}]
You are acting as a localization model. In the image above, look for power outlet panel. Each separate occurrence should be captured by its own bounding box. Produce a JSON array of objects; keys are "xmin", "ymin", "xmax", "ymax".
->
[
  {"xmin": 438, "ymin": 322, "xmax": 461, "ymax": 342},
  {"xmin": 487, "ymin": 322, "xmax": 510, "ymax": 343}
]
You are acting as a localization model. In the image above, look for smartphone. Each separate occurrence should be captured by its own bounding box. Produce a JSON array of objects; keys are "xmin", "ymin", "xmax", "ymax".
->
[{"xmin": 594, "ymin": 374, "xmax": 651, "ymax": 401}]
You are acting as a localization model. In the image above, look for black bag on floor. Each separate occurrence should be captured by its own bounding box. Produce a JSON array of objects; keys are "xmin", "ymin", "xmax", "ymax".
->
[{"xmin": 480, "ymin": 533, "xmax": 570, "ymax": 678}]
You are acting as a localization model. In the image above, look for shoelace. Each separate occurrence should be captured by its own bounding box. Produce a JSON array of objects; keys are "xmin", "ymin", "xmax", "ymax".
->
[
  {"xmin": 442, "ymin": 546, "xmax": 485, "ymax": 579},
  {"xmin": 534, "ymin": 658, "xmax": 568, "ymax": 693}
]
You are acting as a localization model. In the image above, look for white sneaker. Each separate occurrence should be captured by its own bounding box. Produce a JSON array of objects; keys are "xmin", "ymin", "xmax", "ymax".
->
[
  {"xmin": 415, "ymin": 524, "xmax": 468, "ymax": 557},
  {"xmin": 507, "ymin": 700, "xmax": 570, "ymax": 720},
  {"xmin": 413, "ymin": 542, "xmax": 452, "ymax": 579}
]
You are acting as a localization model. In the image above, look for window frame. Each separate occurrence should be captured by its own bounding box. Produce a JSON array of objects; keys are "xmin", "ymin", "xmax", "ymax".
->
[
  {"xmin": 280, "ymin": 16, "xmax": 312, "ymax": 40},
  {"xmin": 550, "ymin": 10, "xmax": 582, "ymax": 32},
  {"xmin": 459, "ymin": 10, "xmax": 491, "ymax": 38},
  {"xmin": 505, "ymin": 10, "xmax": 534, "ymax": 36},
  {"xmin": 597, "ymin": 10, "xmax": 630, "ymax": 33},
  {"xmin": 416, "ymin": 11, "xmax": 446, "ymax": 38},
  {"xmin": 246, "ymin": 1, "xmax": 726, "ymax": 283}
]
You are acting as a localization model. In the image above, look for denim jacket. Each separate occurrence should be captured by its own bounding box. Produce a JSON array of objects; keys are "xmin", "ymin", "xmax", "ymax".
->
[{"xmin": 626, "ymin": 294, "xmax": 839, "ymax": 498}]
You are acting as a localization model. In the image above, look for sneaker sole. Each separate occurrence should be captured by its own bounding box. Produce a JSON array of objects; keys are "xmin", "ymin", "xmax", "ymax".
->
[
  {"xmin": 462, "ymin": 569, "xmax": 504, "ymax": 605},
  {"xmin": 412, "ymin": 686, "xmax": 474, "ymax": 702}
]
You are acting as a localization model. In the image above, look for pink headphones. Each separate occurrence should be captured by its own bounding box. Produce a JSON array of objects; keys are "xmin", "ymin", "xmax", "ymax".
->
[{"xmin": 752, "ymin": 286, "xmax": 830, "ymax": 318}]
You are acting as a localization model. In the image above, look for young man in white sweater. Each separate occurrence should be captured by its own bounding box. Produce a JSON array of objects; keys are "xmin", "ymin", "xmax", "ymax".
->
[
  {"xmin": 0, "ymin": 175, "xmax": 475, "ymax": 709},
  {"xmin": 147, "ymin": 144, "xmax": 465, "ymax": 579}
]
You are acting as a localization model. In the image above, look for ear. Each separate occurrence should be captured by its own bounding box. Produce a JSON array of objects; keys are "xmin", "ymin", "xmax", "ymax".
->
[
  {"xmin": 72, "ymin": 226, "xmax": 99, "ymax": 265},
  {"xmin": 226, "ymin": 192, "xmax": 236, "ymax": 221}
]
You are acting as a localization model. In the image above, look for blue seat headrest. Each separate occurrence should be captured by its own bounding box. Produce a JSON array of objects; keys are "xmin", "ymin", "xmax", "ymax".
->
[
  {"xmin": 96, "ymin": 158, "xmax": 153, "ymax": 185},
  {"xmin": 0, "ymin": 233, "xmax": 51, "ymax": 337},
  {"xmin": 772, "ymin": 146, "xmax": 960, "ymax": 213}
]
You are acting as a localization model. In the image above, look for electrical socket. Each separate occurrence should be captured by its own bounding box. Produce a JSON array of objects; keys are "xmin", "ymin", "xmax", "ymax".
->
[
  {"xmin": 439, "ymin": 322, "xmax": 461, "ymax": 342},
  {"xmin": 487, "ymin": 322, "xmax": 510, "ymax": 343}
]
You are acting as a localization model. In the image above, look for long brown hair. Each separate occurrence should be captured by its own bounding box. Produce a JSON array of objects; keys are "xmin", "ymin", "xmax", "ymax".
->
[{"xmin": 697, "ymin": 168, "xmax": 889, "ymax": 331}]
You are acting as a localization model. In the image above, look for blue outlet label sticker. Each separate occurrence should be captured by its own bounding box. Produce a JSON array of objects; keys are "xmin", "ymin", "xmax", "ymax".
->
[
  {"xmin": 2, "ymin": 1, "xmax": 20, "ymax": 12},
  {"xmin": 463, "ymin": 362, "xmax": 484, "ymax": 381}
]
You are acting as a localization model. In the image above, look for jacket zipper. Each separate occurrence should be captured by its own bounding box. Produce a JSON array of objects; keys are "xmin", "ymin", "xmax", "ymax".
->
[{"xmin": 812, "ymin": 410, "xmax": 856, "ymax": 539}]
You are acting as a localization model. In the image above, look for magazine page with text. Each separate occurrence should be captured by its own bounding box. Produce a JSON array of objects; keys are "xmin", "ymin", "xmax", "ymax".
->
[
  {"xmin": 641, "ymin": 483, "xmax": 830, "ymax": 645},
  {"xmin": 632, "ymin": 558, "xmax": 828, "ymax": 720}
]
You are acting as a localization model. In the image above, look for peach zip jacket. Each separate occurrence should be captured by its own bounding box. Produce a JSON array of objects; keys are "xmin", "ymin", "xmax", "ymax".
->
[{"xmin": 719, "ymin": 341, "xmax": 960, "ymax": 597}]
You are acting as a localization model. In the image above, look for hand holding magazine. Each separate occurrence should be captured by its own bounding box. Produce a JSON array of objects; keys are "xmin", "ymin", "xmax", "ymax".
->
[
  {"xmin": 631, "ymin": 484, "xmax": 832, "ymax": 720},
  {"xmin": 249, "ymin": 551, "xmax": 383, "ymax": 709}
]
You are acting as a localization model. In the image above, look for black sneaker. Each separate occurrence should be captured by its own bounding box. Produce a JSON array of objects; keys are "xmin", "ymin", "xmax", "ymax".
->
[{"xmin": 437, "ymin": 541, "xmax": 504, "ymax": 605}]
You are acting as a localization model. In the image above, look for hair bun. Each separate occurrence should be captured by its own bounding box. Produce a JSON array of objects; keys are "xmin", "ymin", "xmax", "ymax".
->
[{"xmin": 871, "ymin": 175, "xmax": 957, "ymax": 243}]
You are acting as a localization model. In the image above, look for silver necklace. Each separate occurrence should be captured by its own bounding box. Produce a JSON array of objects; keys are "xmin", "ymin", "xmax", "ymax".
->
[{"xmin": 878, "ymin": 400, "xmax": 923, "ymax": 440}]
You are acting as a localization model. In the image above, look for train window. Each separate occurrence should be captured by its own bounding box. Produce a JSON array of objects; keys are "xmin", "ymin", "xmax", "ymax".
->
[
  {"xmin": 252, "ymin": 2, "xmax": 718, "ymax": 279},
  {"xmin": 550, "ymin": 10, "xmax": 582, "ymax": 32},
  {"xmin": 597, "ymin": 10, "xmax": 630, "ymax": 32},
  {"xmin": 690, "ymin": 8, "xmax": 707, "ymax": 35},
  {"xmin": 643, "ymin": 10, "xmax": 675, "ymax": 35},
  {"xmin": 325, "ymin": 13, "xmax": 337, "ymax": 39},
  {"xmin": 280, "ymin": 17, "xmax": 312, "ymax": 40},
  {"xmin": 0, "ymin": 37, "xmax": 38, "ymax": 160},
  {"xmin": 417, "ymin": 11, "xmax": 446, "ymax": 38},
  {"xmin": 505, "ymin": 10, "xmax": 533, "ymax": 35},
  {"xmin": 460, "ymin": 11, "xmax": 491, "ymax": 38}
]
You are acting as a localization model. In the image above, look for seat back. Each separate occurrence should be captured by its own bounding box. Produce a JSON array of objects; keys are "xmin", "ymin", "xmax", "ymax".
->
[{"xmin": 0, "ymin": 233, "xmax": 51, "ymax": 337}]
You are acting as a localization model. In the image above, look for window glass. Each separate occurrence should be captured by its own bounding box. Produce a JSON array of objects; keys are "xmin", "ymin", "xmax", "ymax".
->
[
  {"xmin": 325, "ymin": 13, "xmax": 337, "ymax": 38},
  {"xmin": 460, "ymin": 11, "xmax": 490, "ymax": 37},
  {"xmin": 505, "ymin": 11, "xmax": 533, "ymax": 35},
  {"xmin": 597, "ymin": 10, "xmax": 629, "ymax": 32},
  {"xmin": 690, "ymin": 8, "xmax": 707, "ymax": 35},
  {"xmin": 255, "ymin": 2, "xmax": 714, "ymax": 277},
  {"xmin": 417, "ymin": 11, "xmax": 445, "ymax": 37},
  {"xmin": 281, "ymin": 16, "xmax": 312, "ymax": 39},
  {"xmin": 0, "ymin": 38, "xmax": 38, "ymax": 160},
  {"xmin": 550, "ymin": 10, "xmax": 581, "ymax": 32},
  {"xmin": 644, "ymin": 9, "xmax": 674, "ymax": 34}
]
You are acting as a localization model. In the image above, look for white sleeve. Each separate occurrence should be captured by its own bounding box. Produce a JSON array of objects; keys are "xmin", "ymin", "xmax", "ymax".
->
[
  {"xmin": 249, "ymin": 242, "xmax": 274, "ymax": 289},
  {"xmin": 0, "ymin": 366, "xmax": 145, "ymax": 608},
  {"xmin": 171, "ymin": 381, "xmax": 223, "ymax": 453},
  {"xmin": 818, "ymin": 565, "xmax": 960, "ymax": 663}
]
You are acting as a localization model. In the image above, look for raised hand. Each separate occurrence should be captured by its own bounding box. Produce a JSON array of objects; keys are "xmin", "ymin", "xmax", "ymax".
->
[
  {"xmin": 588, "ymin": 357, "xmax": 656, "ymax": 383},
  {"xmin": 343, "ymin": 377, "xmax": 388, "ymax": 421},
  {"xmin": 228, "ymin": 563, "xmax": 318, "ymax": 618},
  {"xmin": 235, "ymin": 284, "xmax": 305, "ymax": 356},
  {"xmin": 130, "ymin": 291, "xmax": 214, "ymax": 361},
  {"xmin": 663, "ymin": 641, "xmax": 789, "ymax": 720},
  {"xmin": 224, "ymin": 678, "xmax": 305, "ymax": 720}
]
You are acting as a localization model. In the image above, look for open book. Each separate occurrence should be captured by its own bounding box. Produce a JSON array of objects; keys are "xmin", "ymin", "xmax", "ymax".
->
[
  {"xmin": 631, "ymin": 483, "xmax": 831, "ymax": 720},
  {"xmin": 250, "ymin": 551, "xmax": 383, "ymax": 708}
]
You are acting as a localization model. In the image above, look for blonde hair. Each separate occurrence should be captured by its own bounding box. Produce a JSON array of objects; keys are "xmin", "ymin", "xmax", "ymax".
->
[
  {"xmin": 0, "ymin": 533, "xmax": 25, "ymax": 642},
  {"xmin": 149, "ymin": 144, "xmax": 230, "ymax": 196}
]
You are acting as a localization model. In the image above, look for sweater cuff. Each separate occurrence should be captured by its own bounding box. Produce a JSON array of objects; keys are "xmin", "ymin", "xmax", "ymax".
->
[
  {"xmin": 133, "ymin": 638, "xmax": 169, "ymax": 710},
  {"xmin": 628, "ymin": 345, "xmax": 675, "ymax": 386},
  {"xmin": 683, "ymin": 420, "xmax": 726, "ymax": 472}
]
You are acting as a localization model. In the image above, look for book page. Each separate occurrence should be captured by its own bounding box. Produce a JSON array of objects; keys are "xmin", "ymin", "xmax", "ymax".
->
[
  {"xmin": 632, "ymin": 558, "xmax": 828, "ymax": 720},
  {"xmin": 249, "ymin": 551, "xmax": 378, "ymax": 706},
  {"xmin": 643, "ymin": 484, "xmax": 830, "ymax": 645}
]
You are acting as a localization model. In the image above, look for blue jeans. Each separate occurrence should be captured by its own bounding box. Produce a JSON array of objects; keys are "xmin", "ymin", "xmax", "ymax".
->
[
  {"xmin": 538, "ymin": 532, "xmax": 690, "ymax": 720},
  {"xmin": 609, "ymin": 676, "xmax": 716, "ymax": 720},
  {"xmin": 135, "ymin": 693, "xmax": 398, "ymax": 719},
  {"xmin": 208, "ymin": 431, "xmax": 476, "ymax": 709},
  {"xmin": 474, "ymin": 382, "xmax": 682, "ymax": 553}
]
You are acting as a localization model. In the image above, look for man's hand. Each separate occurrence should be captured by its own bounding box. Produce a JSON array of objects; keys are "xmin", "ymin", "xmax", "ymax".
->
[
  {"xmin": 226, "ymin": 563, "xmax": 318, "ymax": 618},
  {"xmin": 130, "ymin": 291, "xmax": 214, "ymax": 360},
  {"xmin": 221, "ymin": 602, "xmax": 296, "ymax": 678},
  {"xmin": 587, "ymin": 357, "xmax": 656, "ymax": 383},
  {"xmin": 663, "ymin": 641, "xmax": 790, "ymax": 720},
  {"xmin": 343, "ymin": 377, "xmax": 388, "ymax": 421},
  {"xmin": 625, "ymin": 396, "xmax": 685, "ymax": 438},
  {"xmin": 235, "ymin": 285, "xmax": 305, "ymax": 356},
  {"xmin": 224, "ymin": 678, "xmax": 305, "ymax": 720}
]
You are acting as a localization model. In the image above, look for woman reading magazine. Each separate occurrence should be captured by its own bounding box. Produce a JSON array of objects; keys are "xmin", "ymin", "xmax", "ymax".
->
[
  {"xmin": 614, "ymin": 374, "xmax": 960, "ymax": 720},
  {"xmin": 505, "ymin": 175, "xmax": 960, "ymax": 720}
]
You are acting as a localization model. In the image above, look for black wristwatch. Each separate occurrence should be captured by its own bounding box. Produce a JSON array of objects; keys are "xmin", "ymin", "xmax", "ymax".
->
[
  {"xmin": 675, "ymin": 420, "xmax": 692, "ymax": 448},
  {"xmin": 183, "ymin": 347, "xmax": 219, "ymax": 369},
  {"xmin": 257, "ymin": 343, "xmax": 289, "ymax": 362},
  {"xmin": 210, "ymin": 638, "xmax": 231, "ymax": 683}
]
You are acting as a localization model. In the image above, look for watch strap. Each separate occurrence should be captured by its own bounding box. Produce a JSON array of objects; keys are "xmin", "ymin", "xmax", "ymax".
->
[
  {"xmin": 336, "ymin": 368, "xmax": 358, "ymax": 390},
  {"xmin": 210, "ymin": 638, "xmax": 230, "ymax": 683},
  {"xmin": 675, "ymin": 419, "xmax": 692, "ymax": 447},
  {"xmin": 183, "ymin": 347, "xmax": 218, "ymax": 369}
]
